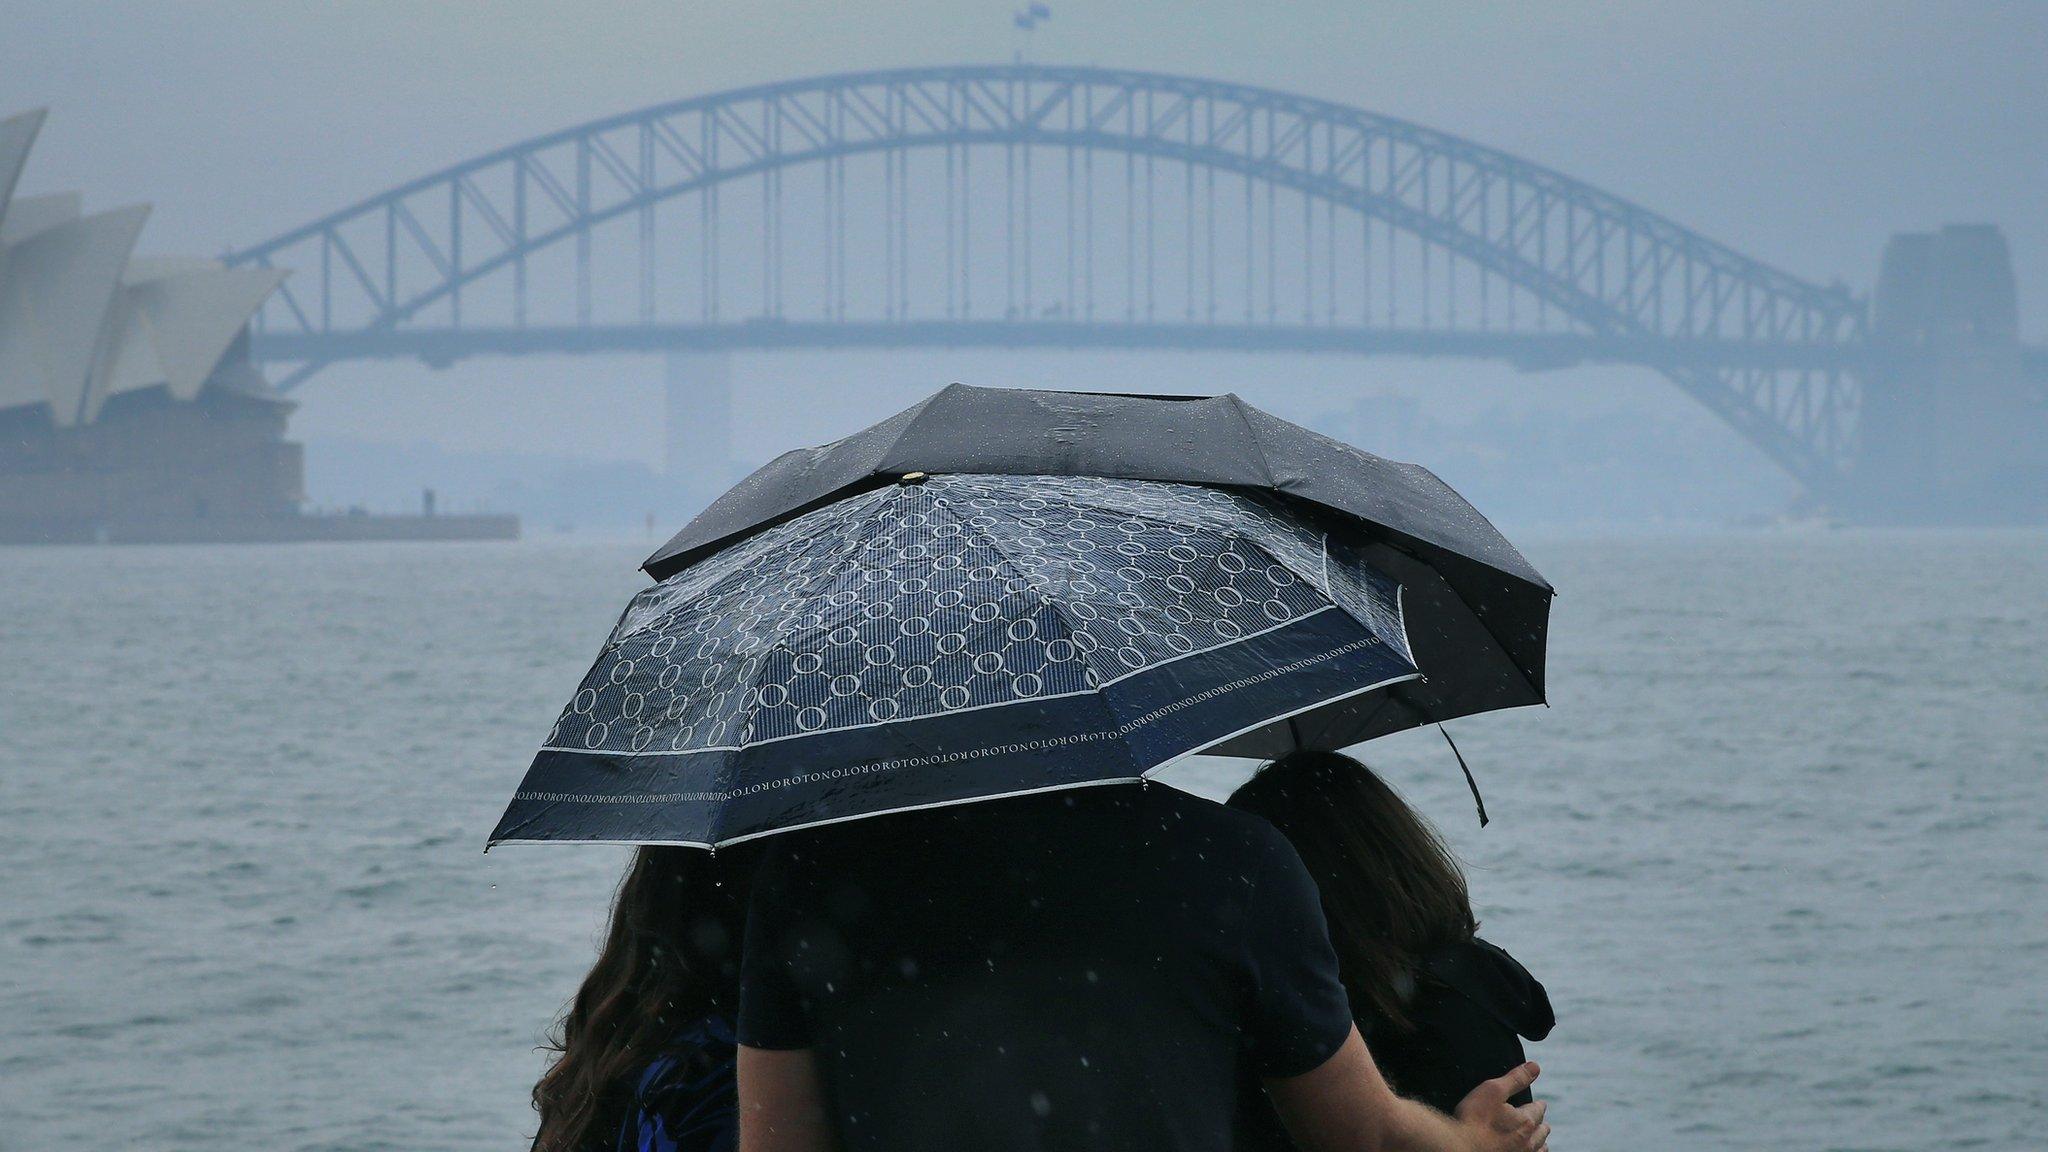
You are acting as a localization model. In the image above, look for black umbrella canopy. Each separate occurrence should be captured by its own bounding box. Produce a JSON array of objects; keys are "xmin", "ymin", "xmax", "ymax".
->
[{"xmin": 646, "ymin": 384, "xmax": 1552, "ymax": 754}]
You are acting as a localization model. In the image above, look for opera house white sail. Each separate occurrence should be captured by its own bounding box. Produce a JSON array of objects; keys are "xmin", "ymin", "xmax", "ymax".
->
[
  {"xmin": 1, "ymin": 108, "xmax": 515, "ymax": 544},
  {"xmin": 0, "ymin": 108, "xmax": 286, "ymax": 429}
]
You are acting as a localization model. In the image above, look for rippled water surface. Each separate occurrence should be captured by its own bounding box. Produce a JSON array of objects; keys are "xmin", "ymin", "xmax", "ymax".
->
[{"xmin": 3, "ymin": 531, "xmax": 2044, "ymax": 1150}]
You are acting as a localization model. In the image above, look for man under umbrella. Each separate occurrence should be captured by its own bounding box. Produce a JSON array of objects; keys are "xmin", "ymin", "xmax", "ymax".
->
[
  {"xmin": 494, "ymin": 389, "xmax": 1557, "ymax": 1152},
  {"xmin": 735, "ymin": 786, "xmax": 1548, "ymax": 1152}
]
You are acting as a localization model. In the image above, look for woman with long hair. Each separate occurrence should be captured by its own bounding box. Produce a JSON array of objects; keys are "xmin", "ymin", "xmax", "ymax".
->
[
  {"xmin": 531, "ymin": 845, "xmax": 755, "ymax": 1152},
  {"xmin": 1228, "ymin": 749, "xmax": 1553, "ymax": 1135}
]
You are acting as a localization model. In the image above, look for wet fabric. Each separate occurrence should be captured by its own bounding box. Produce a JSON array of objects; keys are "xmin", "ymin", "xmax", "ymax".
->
[
  {"xmin": 1236, "ymin": 937, "xmax": 1553, "ymax": 1149},
  {"xmin": 1370, "ymin": 937, "xmax": 1554, "ymax": 1114},
  {"xmin": 491, "ymin": 475, "xmax": 1417, "ymax": 848},
  {"xmin": 616, "ymin": 1014, "xmax": 738, "ymax": 1152},
  {"xmin": 737, "ymin": 786, "xmax": 1356, "ymax": 1152},
  {"xmin": 641, "ymin": 384, "xmax": 1551, "ymax": 760}
]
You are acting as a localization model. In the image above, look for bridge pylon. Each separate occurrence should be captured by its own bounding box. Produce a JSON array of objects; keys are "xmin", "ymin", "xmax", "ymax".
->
[{"xmin": 1851, "ymin": 225, "xmax": 2047, "ymax": 522}]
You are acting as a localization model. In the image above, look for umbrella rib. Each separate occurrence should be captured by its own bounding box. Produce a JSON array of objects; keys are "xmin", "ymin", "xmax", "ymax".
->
[
  {"xmin": 1232, "ymin": 407, "xmax": 1548, "ymax": 703},
  {"xmin": 977, "ymin": 478, "xmax": 1341, "ymax": 602},
  {"xmin": 1368, "ymin": 540, "xmax": 1548, "ymax": 707},
  {"xmin": 920, "ymin": 488, "xmax": 1185, "ymax": 769},
  {"xmin": 929, "ymin": 484, "xmax": 1309, "ymax": 688},
  {"xmin": 678, "ymin": 488, "xmax": 910, "ymax": 843},
  {"xmin": 716, "ymin": 486, "xmax": 923, "ymax": 755},
  {"xmin": 1225, "ymin": 394, "xmax": 1281, "ymax": 488},
  {"xmin": 932, "ymin": 484, "xmax": 1358, "ymax": 785},
  {"xmin": 870, "ymin": 385, "xmax": 953, "ymax": 474},
  {"xmin": 920, "ymin": 487, "xmax": 1107, "ymax": 669},
  {"xmin": 617, "ymin": 495, "xmax": 870, "ymax": 645},
  {"xmin": 940, "ymin": 479, "xmax": 1401, "ymax": 704}
]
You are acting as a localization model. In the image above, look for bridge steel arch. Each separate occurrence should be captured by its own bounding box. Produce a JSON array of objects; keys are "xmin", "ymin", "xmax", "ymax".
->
[{"xmin": 227, "ymin": 64, "xmax": 1867, "ymax": 494}]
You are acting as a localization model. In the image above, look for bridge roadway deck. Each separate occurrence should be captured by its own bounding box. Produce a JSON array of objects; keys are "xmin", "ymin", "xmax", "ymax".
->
[{"xmin": 254, "ymin": 321, "xmax": 1935, "ymax": 374}]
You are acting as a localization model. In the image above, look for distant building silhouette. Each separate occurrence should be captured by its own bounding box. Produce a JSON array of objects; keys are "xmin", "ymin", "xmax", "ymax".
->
[{"xmin": 0, "ymin": 108, "xmax": 514, "ymax": 544}]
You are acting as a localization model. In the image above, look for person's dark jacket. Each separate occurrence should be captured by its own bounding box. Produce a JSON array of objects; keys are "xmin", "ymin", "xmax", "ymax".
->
[
  {"xmin": 1367, "ymin": 938, "xmax": 1554, "ymax": 1115},
  {"xmin": 1238, "ymin": 937, "xmax": 1552, "ymax": 1148}
]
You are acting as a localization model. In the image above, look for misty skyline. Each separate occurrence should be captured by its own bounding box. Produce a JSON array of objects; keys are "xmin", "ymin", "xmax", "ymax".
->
[{"xmin": 2, "ymin": 1, "xmax": 2042, "ymax": 496}]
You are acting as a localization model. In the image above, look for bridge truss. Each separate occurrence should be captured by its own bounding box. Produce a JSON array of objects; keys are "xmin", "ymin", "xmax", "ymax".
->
[{"xmin": 227, "ymin": 65, "xmax": 1868, "ymax": 494}]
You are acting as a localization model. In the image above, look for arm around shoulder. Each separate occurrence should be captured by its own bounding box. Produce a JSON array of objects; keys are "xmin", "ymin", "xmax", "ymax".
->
[{"xmin": 1262, "ymin": 1026, "xmax": 1549, "ymax": 1152}]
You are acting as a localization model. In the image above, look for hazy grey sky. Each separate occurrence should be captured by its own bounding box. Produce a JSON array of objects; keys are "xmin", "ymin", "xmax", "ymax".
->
[{"xmin": 3, "ymin": 1, "xmax": 2043, "ymax": 467}]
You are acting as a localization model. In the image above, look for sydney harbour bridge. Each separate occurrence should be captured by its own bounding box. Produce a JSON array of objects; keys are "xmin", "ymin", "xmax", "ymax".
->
[{"xmin": 224, "ymin": 65, "xmax": 2047, "ymax": 517}]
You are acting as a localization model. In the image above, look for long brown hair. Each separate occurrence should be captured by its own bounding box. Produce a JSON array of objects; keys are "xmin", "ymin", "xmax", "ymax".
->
[
  {"xmin": 1229, "ymin": 750, "xmax": 1476, "ymax": 1031},
  {"xmin": 531, "ymin": 846, "xmax": 754, "ymax": 1152}
]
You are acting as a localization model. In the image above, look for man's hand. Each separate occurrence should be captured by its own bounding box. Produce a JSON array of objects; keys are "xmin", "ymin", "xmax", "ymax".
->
[
  {"xmin": 1264, "ymin": 1026, "xmax": 1551, "ymax": 1152},
  {"xmin": 1452, "ymin": 1062, "xmax": 1549, "ymax": 1152}
]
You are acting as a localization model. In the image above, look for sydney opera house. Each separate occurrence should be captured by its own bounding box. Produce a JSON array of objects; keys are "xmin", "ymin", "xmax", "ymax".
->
[{"xmin": 0, "ymin": 108, "xmax": 514, "ymax": 544}]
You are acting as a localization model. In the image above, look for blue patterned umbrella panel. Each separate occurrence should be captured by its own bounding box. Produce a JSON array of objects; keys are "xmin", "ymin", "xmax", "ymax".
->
[{"xmin": 490, "ymin": 474, "xmax": 1416, "ymax": 847}]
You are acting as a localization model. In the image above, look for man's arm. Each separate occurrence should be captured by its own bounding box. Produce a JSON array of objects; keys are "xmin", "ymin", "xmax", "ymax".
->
[
  {"xmin": 737, "ymin": 1044, "xmax": 836, "ymax": 1152},
  {"xmin": 1262, "ymin": 1025, "xmax": 1549, "ymax": 1152}
]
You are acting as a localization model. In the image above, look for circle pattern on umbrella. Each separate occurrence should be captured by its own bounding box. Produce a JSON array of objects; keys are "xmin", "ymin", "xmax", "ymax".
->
[{"xmin": 546, "ymin": 475, "xmax": 1408, "ymax": 756}]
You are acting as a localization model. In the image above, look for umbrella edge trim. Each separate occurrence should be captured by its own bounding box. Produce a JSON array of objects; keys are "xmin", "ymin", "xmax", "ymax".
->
[{"xmin": 486, "ymin": 669, "xmax": 1423, "ymax": 851}]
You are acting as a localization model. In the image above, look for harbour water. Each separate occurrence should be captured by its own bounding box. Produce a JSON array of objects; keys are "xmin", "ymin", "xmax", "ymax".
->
[{"xmin": 2, "ymin": 530, "xmax": 2043, "ymax": 1150}]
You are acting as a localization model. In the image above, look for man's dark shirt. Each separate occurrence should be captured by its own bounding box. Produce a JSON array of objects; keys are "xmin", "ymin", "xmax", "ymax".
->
[{"xmin": 737, "ymin": 785, "xmax": 1355, "ymax": 1152}]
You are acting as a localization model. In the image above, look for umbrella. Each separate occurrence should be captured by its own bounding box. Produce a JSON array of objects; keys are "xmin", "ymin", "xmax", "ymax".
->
[
  {"xmin": 642, "ymin": 385, "xmax": 1551, "ymax": 759},
  {"xmin": 490, "ymin": 473, "xmax": 1420, "ymax": 848}
]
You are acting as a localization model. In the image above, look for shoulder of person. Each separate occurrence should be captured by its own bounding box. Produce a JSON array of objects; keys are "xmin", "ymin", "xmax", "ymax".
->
[
  {"xmin": 1419, "ymin": 936, "xmax": 1556, "ymax": 1041},
  {"xmin": 1153, "ymin": 788, "xmax": 1304, "ymax": 862}
]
